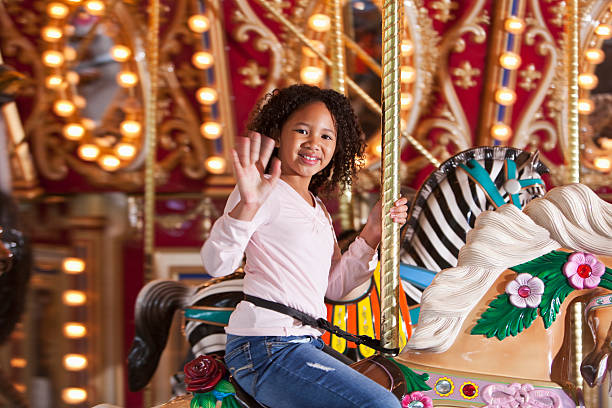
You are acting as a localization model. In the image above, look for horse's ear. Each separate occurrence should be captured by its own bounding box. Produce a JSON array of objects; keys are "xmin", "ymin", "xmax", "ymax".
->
[{"xmin": 529, "ymin": 150, "xmax": 549, "ymax": 175}]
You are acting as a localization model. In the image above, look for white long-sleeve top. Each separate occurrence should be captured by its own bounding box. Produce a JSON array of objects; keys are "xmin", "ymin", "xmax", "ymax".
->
[{"xmin": 200, "ymin": 178, "xmax": 378, "ymax": 337}]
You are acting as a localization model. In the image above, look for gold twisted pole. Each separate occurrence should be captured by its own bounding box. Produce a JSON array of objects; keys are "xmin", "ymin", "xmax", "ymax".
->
[
  {"xmin": 380, "ymin": 0, "xmax": 401, "ymax": 354},
  {"xmin": 144, "ymin": 0, "xmax": 160, "ymax": 282},
  {"xmin": 254, "ymin": 0, "xmax": 439, "ymax": 169},
  {"xmin": 566, "ymin": 0, "xmax": 583, "ymax": 389}
]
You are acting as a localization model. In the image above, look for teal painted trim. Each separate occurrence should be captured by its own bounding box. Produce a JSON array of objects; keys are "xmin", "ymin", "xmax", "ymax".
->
[
  {"xmin": 184, "ymin": 308, "xmax": 233, "ymax": 325},
  {"xmin": 506, "ymin": 159, "xmax": 522, "ymax": 210},
  {"xmin": 409, "ymin": 307, "xmax": 420, "ymax": 325},
  {"xmin": 519, "ymin": 178, "xmax": 545, "ymax": 187},
  {"xmin": 459, "ymin": 160, "xmax": 506, "ymax": 207}
]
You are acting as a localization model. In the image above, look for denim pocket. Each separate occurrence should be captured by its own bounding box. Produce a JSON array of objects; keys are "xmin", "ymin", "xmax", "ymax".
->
[
  {"xmin": 224, "ymin": 341, "xmax": 254, "ymax": 382},
  {"xmin": 264, "ymin": 336, "xmax": 310, "ymax": 357}
]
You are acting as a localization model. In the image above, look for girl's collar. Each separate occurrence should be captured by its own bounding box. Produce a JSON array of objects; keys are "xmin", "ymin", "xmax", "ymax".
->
[{"xmin": 277, "ymin": 178, "xmax": 318, "ymax": 209}]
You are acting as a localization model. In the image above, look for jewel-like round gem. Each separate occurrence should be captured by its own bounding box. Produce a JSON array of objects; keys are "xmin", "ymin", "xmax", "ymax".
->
[
  {"xmin": 408, "ymin": 401, "xmax": 424, "ymax": 408},
  {"xmin": 517, "ymin": 285, "xmax": 531, "ymax": 298},
  {"xmin": 462, "ymin": 383, "xmax": 477, "ymax": 397},
  {"xmin": 504, "ymin": 179, "xmax": 521, "ymax": 195},
  {"xmin": 436, "ymin": 379, "xmax": 452, "ymax": 394},
  {"xmin": 577, "ymin": 264, "xmax": 592, "ymax": 278}
]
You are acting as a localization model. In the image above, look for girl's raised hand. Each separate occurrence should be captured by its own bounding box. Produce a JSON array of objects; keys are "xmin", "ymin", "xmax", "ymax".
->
[
  {"xmin": 359, "ymin": 197, "xmax": 409, "ymax": 249},
  {"xmin": 231, "ymin": 131, "xmax": 281, "ymax": 207}
]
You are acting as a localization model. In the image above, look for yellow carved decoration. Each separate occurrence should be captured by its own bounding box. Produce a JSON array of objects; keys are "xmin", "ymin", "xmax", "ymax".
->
[
  {"xmin": 452, "ymin": 61, "xmax": 480, "ymax": 89},
  {"xmin": 549, "ymin": 3, "xmax": 567, "ymax": 27},
  {"xmin": 519, "ymin": 63, "xmax": 542, "ymax": 91},
  {"xmin": 238, "ymin": 60, "xmax": 268, "ymax": 88},
  {"xmin": 431, "ymin": 0, "xmax": 459, "ymax": 23}
]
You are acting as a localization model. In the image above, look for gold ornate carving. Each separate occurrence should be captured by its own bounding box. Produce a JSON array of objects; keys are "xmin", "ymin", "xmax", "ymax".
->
[
  {"xmin": 238, "ymin": 60, "xmax": 268, "ymax": 88},
  {"xmin": 548, "ymin": 3, "xmax": 566, "ymax": 27},
  {"xmin": 518, "ymin": 63, "xmax": 542, "ymax": 91},
  {"xmin": 452, "ymin": 61, "xmax": 480, "ymax": 89},
  {"xmin": 431, "ymin": 0, "xmax": 459, "ymax": 23}
]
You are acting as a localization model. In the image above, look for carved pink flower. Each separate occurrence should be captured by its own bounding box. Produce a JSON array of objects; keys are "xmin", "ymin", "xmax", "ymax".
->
[
  {"xmin": 563, "ymin": 252, "xmax": 605, "ymax": 290},
  {"xmin": 505, "ymin": 273, "xmax": 544, "ymax": 308},
  {"xmin": 401, "ymin": 391, "xmax": 433, "ymax": 408}
]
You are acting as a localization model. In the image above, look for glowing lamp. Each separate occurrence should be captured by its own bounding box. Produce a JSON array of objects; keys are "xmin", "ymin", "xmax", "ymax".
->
[
  {"xmin": 62, "ymin": 257, "xmax": 85, "ymax": 273},
  {"xmin": 400, "ymin": 66, "xmax": 416, "ymax": 83},
  {"xmin": 504, "ymin": 17, "xmax": 525, "ymax": 34},
  {"xmin": 64, "ymin": 322, "xmax": 87, "ymax": 338},
  {"xmin": 495, "ymin": 87, "xmax": 516, "ymax": 106},
  {"xmin": 601, "ymin": 137, "xmax": 612, "ymax": 150},
  {"xmin": 111, "ymin": 45, "xmax": 131, "ymax": 62},
  {"xmin": 78, "ymin": 144, "xmax": 100, "ymax": 161},
  {"xmin": 200, "ymin": 122, "xmax": 223, "ymax": 139},
  {"xmin": 400, "ymin": 40, "xmax": 414, "ymax": 57},
  {"xmin": 594, "ymin": 156, "xmax": 611, "ymax": 171},
  {"xmin": 42, "ymin": 26, "xmax": 63, "ymax": 42},
  {"xmin": 63, "ymin": 354, "xmax": 88, "ymax": 371},
  {"xmin": 63, "ymin": 290, "xmax": 87, "ymax": 306},
  {"xmin": 117, "ymin": 71, "xmax": 138, "ymax": 87},
  {"xmin": 42, "ymin": 50, "xmax": 64, "ymax": 67},
  {"xmin": 308, "ymin": 14, "xmax": 331, "ymax": 32},
  {"xmin": 63, "ymin": 123, "xmax": 85, "ymax": 140},
  {"xmin": 99, "ymin": 155, "xmax": 121, "ymax": 171},
  {"xmin": 66, "ymin": 71, "xmax": 80, "ymax": 85},
  {"xmin": 578, "ymin": 98, "xmax": 594, "ymax": 114},
  {"xmin": 84, "ymin": 0, "xmax": 105, "ymax": 16},
  {"xmin": 595, "ymin": 24, "xmax": 612, "ymax": 39},
  {"xmin": 115, "ymin": 143, "xmax": 136, "ymax": 159},
  {"xmin": 64, "ymin": 46, "xmax": 77, "ymax": 61},
  {"xmin": 192, "ymin": 52, "xmax": 214, "ymax": 69},
  {"xmin": 188, "ymin": 14, "xmax": 210, "ymax": 33},
  {"xmin": 300, "ymin": 66, "xmax": 323, "ymax": 85},
  {"xmin": 585, "ymin": 48, "xmax": 605, "ymax": 64},
  {"xmin": 10, "ymin": 358, "xmax": 27, "ymax": 368},
  {"xmin": 62, "ymin": 388, "xmax": 87, "ymax": 404},
  {"xmin": 120, "ymin": 120, "xmax": 141, "ymax": 137},
  {"xmin": 578, "ymin": 73, "xmax": 598, "ymax": 90},
  {"xmin": 205, "ymin": 156, "xmax": 226, "ymax": 174},
  {"xmin": 196, "ymin": 87, "xmax": 218, "ymax": 105},
  {"xmin": 46, "ymin": 75, "xmax": 65, "ymax": 89},
  {"xmin": 400, "ymin": 93, "xmax": 413, "ymax": 109},
  {"xmin": 53, "ymin": 100, "xmax": 76, "ymax": 117},
  {"xmin": 490, "ymin": 123, "xmax": 512, "ymax": 141},
  {"xmin": 47, "ymin": 2, "xmax": 69, "ymax": 18},
  {"xmin": 499, "ymin": 52, "xmax": 522, "ymax": 69}
]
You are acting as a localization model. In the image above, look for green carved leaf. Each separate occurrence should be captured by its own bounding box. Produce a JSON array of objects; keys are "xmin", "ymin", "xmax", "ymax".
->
[
  {"xmin": 389, "ymin": 358, "xmax": 431, "ymax": 393},
  {"xmin": 471, "ymin": 293, "xmax": 538, "ymax": 340},
  {"xmin": 190, "ymin": 393, "xmax": 216, "ymax": 408},
  {"xmin": 214, "ymin": 379, "xmax": 235, "ymax": 394},
  {"xmin": 221, "ymin": 396, "xmax": 242, "ymax": 408},
  {"xmin": 536, "ymin": 273, "xmax": 574, "ymax": 328}
]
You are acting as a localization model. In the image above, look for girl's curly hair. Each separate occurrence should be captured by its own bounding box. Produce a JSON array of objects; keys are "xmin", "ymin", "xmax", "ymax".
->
[{"xmin": 246, "ymin": 84, "xmax": 366, "ymax": 196}]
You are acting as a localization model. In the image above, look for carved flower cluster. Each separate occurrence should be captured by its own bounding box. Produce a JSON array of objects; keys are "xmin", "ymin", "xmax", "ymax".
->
[
  {"xmin": 505, "ymin": 273, "xmax": 544, "ymax": 308},
  {"xmin": 563, "ymin": 252, "xmax": 605, "ymax": 290},
  {"xmin": 184, "ymin": 355, "xmax": 226, "ymax": 393},
  {"xmin": 401, "ymin": 391, "xmax": 433, "ymax": 408}
]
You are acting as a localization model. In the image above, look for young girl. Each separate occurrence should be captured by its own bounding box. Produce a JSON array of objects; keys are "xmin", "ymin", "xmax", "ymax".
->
[{"xmin": 201, "ymin": 85, "xmax": 407, "ymax": 408}]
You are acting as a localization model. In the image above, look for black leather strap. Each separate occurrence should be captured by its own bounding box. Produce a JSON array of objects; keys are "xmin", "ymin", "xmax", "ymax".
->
[{"xmin": 243, "ymin": 294, "xmax": 399, "ymax": 355}]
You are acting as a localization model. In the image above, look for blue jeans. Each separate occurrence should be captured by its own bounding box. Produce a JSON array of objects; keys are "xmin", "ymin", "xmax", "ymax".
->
[{"xmin": 225, "ymin": 334, "xmax": 401, "ymax": 408}]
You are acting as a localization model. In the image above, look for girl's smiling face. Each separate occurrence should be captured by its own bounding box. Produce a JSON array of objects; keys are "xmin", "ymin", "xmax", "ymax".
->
[{"xmin": 277, "ymin": 101, "xmax": 337, "ymax": 181}]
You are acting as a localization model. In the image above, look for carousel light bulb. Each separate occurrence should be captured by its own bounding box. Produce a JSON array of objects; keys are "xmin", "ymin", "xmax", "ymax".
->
[
  {"xmin": 53, "ymin": 100, "xmax": 76, "ymax": 117},
  {"xmin": 74, "ymin": 95, "xmax": 86, "ymax": 109},
  {"xmin": 63, "ymin": 290, "xmax": 87, "ymax": 306},
  {"xmin": 308, "ymin": 14, "xmax": 331, "ymax": 32},
  {"xmin": 41, "ymin": 26, "xmax": 63, "ymax": 42},
  {"xmin": 65, "ymin": 0, "xmax": 82, "ymax": 3},
  {"xmin": 63, "ymin": 354, "xmax": 88, "ymax": 371},
  {"xmin": 63, "ymin": 123, "xmax": 85, "ymax": 140},
  {"xmin": 504, "ymin": 16, "xmax": 525, "ymax": 34},
  {"xmin": 594, "ymin": 156, "xmax": 611, "ymax": 171},
  {"xmin": 302, "ymin": 40, "xmax": 325, "ymax": 58},
  {"xmin": 205, "ymin": 156, "xmax": 226, "ymax": 174},
  {"xmin": 64, "ymin": 46, "xmax": 77, "ymax": 61},
  {"xmin": 578, "ymin": 98, "xmax": 594, "ymax": 114},
  {"xmin": 62, "ymin": 388, "xmax": 87, "ymax": 404},
  {"xmin": 300, "ymin": 66, "xmax": 324, "ymax": 85},
  {"xmin": 490, "ymin": 123, "xmax": 513, "ymax": 141},
  {"xmin": 495, "ymin": 87, "xmax": 517, "ymax": 106},
  {"xmin": 47, "ymin": 2, "xmax": 69, "ymax": 18},
  {"xmin": 84, "ymin": 0, "xmax": 105, "ymax": 16},
  {"xmin": 595, "ymin": 24, "xmax": 612, "ymax": 39},
  {"xmin": 578, "ymin": 73, "xmax": 598, "ymax": 90},
  {"xmin": 120, "ymin": 120, "xmax": 141, "ymax": 137},
  {"xmin": 10, "ymin": 358, "xmax": 27, "ymax": 368},
  {"xmin": 400, "ymin": 93, "xmax": 413, "ymax": 109},
  {"xmin": 62, "ymin": 257, "xmax": 85, "ymax": 274},
  {"xmin": 196, "ymin": 87, "xmax": 218, "ymax": 105},
  {"xmin": 585, "ymin": 48, "xmax": 605, "ymax": 64},
  {"xmin": 372, "ymin": 143, "xmax": 382, "ymax": 157},
  {"xmin": 78, "ymin": 144, "xmax": 100, "ymax": 161},
  {"xmin": 82, "ymin": 118, "xmax": 96, "ymax": 130},
  {"xmin": 400, "ymin": 66, "xmax": 416, "ymax": 83},
  {"xmin": 400, "ymin": 40, "xmax": 413, "ymax": 56},
  {"xmin": 188, "ymin": 14, "xmax": 210, "ymax": 33},
  {"xmin": 111, "ymin": 45, "xmax": 131, "ymax": 62},
  {"xmin": 42, "ymin": 50, "xmax": 64, "ymax": 67},
  {"xmin": 66, "ymin": 71, "xmax": 80, "ymax": 85},
  {"xmin": 45, "ymin": 75, "xmax": 64, "ymax": 89},
  {"xmin": 99, "ymin": 154, "xmax": 121, "ymax": 171},
  {"xmin": 601, "ymin": 137, "xmax": 612, "ymax": 150},
  {"xmin": 192, "ymin": 52, "xmax": 214, "ymax": 69},
  {"xmin": 115, "ymin": 143, "xmax": 136, "ymax": 159},
  {"xmin": 63, "ymin": 322, "xmax": 87, "ymax": 338},
  {"xmin": 499, "ymin": 52, "xmax": 522, "ymax": 69},
  {"xmin": 200, "ymin": 122, "xmax": 223, "ymax": 139},
  {"xmin": 117, "ymin": 71, "xmax": 138, "ymax": 87}
]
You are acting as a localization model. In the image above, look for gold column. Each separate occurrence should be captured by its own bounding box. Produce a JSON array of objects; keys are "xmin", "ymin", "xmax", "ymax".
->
[
  {"xmin": 380, "ymin": 0, "xmax": 401, "ymax": 353},
  {"xmin": 144, "ymin": 0, "xmax": 160, "ymax": 281}
]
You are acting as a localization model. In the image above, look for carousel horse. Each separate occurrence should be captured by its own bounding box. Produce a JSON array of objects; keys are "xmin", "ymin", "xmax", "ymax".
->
[
  {"xmin": 360, "ymin": 183, "xmax": 612, "ymax": 407},
  {"xmin": 0, "ymin": 191, "xmax": 31, "ymax": 407},
  {"xmin": 127, "ymin": 146, "xmax": 548, "ymax": 392}
]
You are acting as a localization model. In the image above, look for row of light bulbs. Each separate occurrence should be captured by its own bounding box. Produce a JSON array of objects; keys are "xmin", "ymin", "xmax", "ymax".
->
[{"xmin": 61, "ymin": 257, "xmax": 89, "ymax": 405}]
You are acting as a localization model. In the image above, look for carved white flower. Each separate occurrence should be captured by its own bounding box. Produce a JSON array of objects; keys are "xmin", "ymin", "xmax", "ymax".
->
[{"xmin": 505, "ymin": 273, "xmax": 545, "ymax": 308}]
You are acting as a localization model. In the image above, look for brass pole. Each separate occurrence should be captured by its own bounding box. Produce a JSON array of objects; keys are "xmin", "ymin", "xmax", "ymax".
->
[{"xmin": 380, "ymin": 0, "xmax": 401, "ymax": 353}]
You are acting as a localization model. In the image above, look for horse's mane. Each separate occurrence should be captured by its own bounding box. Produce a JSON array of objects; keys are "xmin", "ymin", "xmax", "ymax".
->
[{"xmin": 405, "ymin": 184, "xmax": 612, "ymax": 353}]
